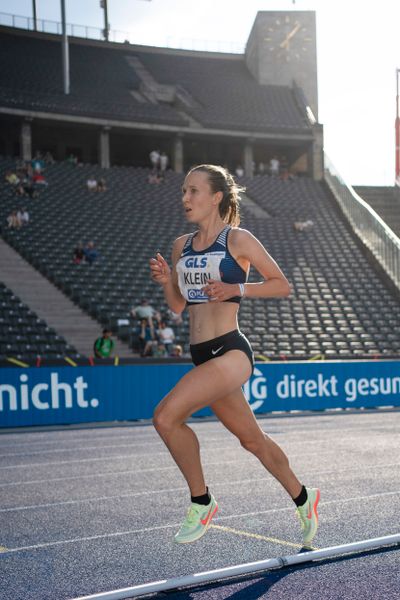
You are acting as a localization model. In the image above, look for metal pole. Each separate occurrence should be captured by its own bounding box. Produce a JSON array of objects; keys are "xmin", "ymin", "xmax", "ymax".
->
[
  {"xmin": 32, "ymin": 0, "xmax": 37, "ymax": 30},
  {"xmin": 71, "ymin": 533, "xmax": 400, "ymax": 600},
  {"xmin": 60, "ymin": 0, "xmax": 70, "ymax": 95},
  {"xmin": 395, "ymin": 68, "xmax": 400, "ymax": 184},
  {"xmin": 101, "ymin": 0, "xmax": 109, "ymax": 41}
]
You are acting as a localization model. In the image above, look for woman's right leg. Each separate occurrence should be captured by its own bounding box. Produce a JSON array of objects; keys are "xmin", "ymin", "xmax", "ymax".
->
[{"xmin": 153, "ymin": 350, "xmax": 252, "ymax": 497}]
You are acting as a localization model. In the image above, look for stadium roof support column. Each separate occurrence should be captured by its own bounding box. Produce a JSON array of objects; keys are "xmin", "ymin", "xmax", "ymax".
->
[
  {"xmin": 20, "ymin": 119, "xmax": 32, "ymax": 162},
  {"xmin": 99, "ymin": 126, "xmax": 110, "ymax": 168},
  {"xmin": 310, "ymin": 123, "xmax": 324, "ymax": 181},
  {"xmin": 173, "ymin": 133, "xmax": 184, "ymax": 173},
  {"xmin": 60, "ymin": 0, "xmax": 70, "ymax": 95},
  {"xmin": 244, "ymin": 139, "xmax": 254, "ymax": 178}
]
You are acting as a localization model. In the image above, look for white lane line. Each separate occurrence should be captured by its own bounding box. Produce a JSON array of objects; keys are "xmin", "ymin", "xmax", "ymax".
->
[
  {"xmin": 0, "ymin": 435, "xmax": 235, "ymax": 457},
  {"xmin": 0, "ymin": 444, "xmax": 241, "ymax": 470},
  {"xmin": 0, "ymin": 447, "xmax": 351, "ymax": 487},
  {"xmin": 0, "ymin": 422, "xmax": 397, "ymax": 453},
  {"xmin": 3, "ymin": 429, "xmax": 397, "ymax": 469},
  {"xmin": 2, "ymin": 462, "xmax": 400, "ymax": 514},
  {"xmin": 1, "ymin": 489, "xmax": 399, "ymax": 555}
]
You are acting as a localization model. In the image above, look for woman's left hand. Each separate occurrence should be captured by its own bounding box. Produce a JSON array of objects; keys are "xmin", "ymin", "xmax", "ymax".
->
[{"xmin": 202, "ymin": 279, "xmax": 239, "ymax": 302}]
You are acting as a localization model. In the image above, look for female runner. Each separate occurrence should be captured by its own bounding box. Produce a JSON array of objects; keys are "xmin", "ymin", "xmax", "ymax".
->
[{"xmin": 150, "ymin": 164, "xmax": 320, "ymax": 546}]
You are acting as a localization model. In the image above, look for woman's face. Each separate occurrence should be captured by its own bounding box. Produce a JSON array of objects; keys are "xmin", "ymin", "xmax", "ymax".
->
[{"xmin": 182, "ymin": 170, "xmax": 220, "ymax": 223}]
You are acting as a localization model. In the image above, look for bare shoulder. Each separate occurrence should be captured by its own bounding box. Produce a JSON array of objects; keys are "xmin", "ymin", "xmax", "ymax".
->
[
  {"xmin": 229, "ymin": 227, "xmax": 259, "ymax": 247},
  {"xmin": 171, "ymin": 232, "xmax": 193, "ymax": 266},
  {"xmin": 172, "ymin": 232, "xmax": 192, "ymax": 253}
]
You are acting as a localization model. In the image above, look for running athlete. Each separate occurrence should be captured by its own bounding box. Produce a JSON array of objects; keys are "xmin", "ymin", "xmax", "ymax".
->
[{"xmin": 150, "ymin": 164, "xmax": 320, "ymax": 547}]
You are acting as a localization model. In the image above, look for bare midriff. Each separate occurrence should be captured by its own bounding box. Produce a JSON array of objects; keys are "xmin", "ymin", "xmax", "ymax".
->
[{"xmin": 188, "ymin": 302, "xmax": 240, "ymax": 344}]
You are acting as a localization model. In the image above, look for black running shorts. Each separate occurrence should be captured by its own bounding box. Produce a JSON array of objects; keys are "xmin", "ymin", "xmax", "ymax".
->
[{"xmin": 190, "ymin": 329, "xmax": 254, "ymax": 372}]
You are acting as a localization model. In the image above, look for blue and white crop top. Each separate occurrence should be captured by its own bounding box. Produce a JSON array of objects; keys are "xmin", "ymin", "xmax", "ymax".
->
[{"xmin": 176, "ymin": 225, "xmax": 247, "ymax": 305}]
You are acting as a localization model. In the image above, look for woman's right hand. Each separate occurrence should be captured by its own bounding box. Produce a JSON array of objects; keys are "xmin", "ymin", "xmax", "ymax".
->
[{"xmin": 149, "ymin": 252, "xmax": 171, "ymax": 285}]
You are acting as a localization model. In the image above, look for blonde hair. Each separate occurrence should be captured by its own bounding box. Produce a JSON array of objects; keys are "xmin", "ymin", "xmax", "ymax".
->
[{"xmin": 188, "ymin": 164, "xmax": 245, "ymax": 227}]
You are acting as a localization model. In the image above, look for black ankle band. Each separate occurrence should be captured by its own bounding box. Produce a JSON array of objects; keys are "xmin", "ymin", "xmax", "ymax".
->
[
  {"xmin": 293, "ymin": 485, "xmax": 308, "ymax": 507},
  {"xmin": 191, "ymin": 487, "xmax": 211, "ymax": 506}
]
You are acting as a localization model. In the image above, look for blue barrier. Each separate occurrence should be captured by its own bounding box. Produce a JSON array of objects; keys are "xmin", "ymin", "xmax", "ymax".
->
[{"xmin": 0, "ymin": 360, "xmax": 399, "ymax": 428}]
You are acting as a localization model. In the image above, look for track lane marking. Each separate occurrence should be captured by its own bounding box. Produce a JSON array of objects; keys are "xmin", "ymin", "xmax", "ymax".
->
[
  {"xmin": 0, "ymin": 452, "xmax": 397, "ymax": 490},
  {"xmin": 0, "ymin": 490, "xmax": 399, "ymax": 555},
  {"xmin": 210, "ymin": 524, "xmax": 315, "ymax": 550},
  {"xmin": 0, "ymin": 444, "xmax": 243, "ymax": 470},
  {"xmin": 1, "ymin": 462, "xmax": 400, "ymax": 513}
]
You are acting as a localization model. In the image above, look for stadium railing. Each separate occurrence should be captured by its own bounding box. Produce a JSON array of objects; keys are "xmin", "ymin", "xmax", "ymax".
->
[{"xmin": 324, "ymin": 154, "xmax": 400, "ymax": 291}]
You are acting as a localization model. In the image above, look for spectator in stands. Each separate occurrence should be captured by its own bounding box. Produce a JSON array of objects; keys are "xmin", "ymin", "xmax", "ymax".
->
[
  {"xmin": 270, "ymin": 156, "xmax": 280, "ymax": 176},
  {"xmin": 157, "ymin": 321, "xmax": 175, "ymax": 355},
  {"xmin": 32, "ymin": 172, "xmax": 48, "ymax": 186},
  {"xmin": 148, "ymin": 172, "xmax": 162, "ymax": 184},
  {"xmin": 160, "ymin": 152, "xmax": 169, "ymax": 174},
  {"xmin": 73, "ymin": 242, "xmax": 85, "ymax": 264},
  {"xmin": 31, "ymin": 152, "xmax": 45, "ymax": 173},
  {"xmin": 94, "ymin": 329, "xmax": 115, "ymax": 358},
  {"xmin": 170, "ymin": 344, "xmax": 183, "ymax": 357},
  {"xmin": 7, "ymin": 210, "xmax": 21, "ymax": 228},
  {"xmin": 23, "ymin": 180, "xmax": 38, "ymax": 199},
  {"xmin": 67, "ymin": 153, "xmax": 78, "ymax": 166},
  {"xmin": 83, "ymin": 241, "xmax": 99, "ymax": 264},
  {"xmin": 87, "ymin": 176, "xmax": 98, "ymax": 192},
  {"xmin": 17, "ymin": 207, "xmax": 29, "ymax": 226},
  {"xmin": 153, "ymin": 342, "xmax": 168, "ymax": 358},
  {"xmin": 235, "ymin": 165, "xmax": 244, "ymax": 178},
  {"xmin": 131, "ymin": 298, "xmax": 157, "ymax": 327},
  {"xmin": 97, "ymin": 178, "xmax": 107, "ymax": 192},
  {"xmin": 5, "ymin": 171, "xmax": 20, "ymax": 186},
  {"xmin": 44, "ymin": 151, "xmax": 55, "ymax": 164},
  {"xmin": 293, "ymin": 220, "xmax": 314, "ymax": 232},
  {"xmin": 138, "ymin": 318, "xmax": 155, "ymax": 357},
  {"xmin": 15, "ymin": 184, "xmax": 26, "ymax": 198},
  {"xmin": 149, "ymin": 149, "xmax": 161, "ymax": 173},
  {"xmin": 258, "ymin": 162, "xmax": 266, "ymax": 175}
]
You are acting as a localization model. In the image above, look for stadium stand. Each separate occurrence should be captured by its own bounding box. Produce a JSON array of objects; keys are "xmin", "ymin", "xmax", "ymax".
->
[
  {"xmin": 0, "ymin": 28, "xmax": 310, "ymax": 134},
  {"xmin": 0, "ymin": 30, "xmax": 187, "ymax": 126},
  {"xmin": 1, "ymin": 158, "xmax": 399, "ymax": 360},
  {"xmin": 0, "ymin": 280, "xmax": 79, "ymax": 362},
  {"xmin": 353, "ymin": 186, "xmax": 400, "ymax": 238}
]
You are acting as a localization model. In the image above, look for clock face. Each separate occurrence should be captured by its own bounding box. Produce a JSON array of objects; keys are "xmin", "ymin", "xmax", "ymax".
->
[{"xmin": 263, "ymin": 15, "xmax": 313, "ymax": 62}]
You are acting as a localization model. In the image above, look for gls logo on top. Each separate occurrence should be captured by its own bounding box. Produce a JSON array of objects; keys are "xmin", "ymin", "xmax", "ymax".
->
[
  {"xmin": 0, "ymin": 372, "xmax": 99, "ymax": 412},
  {"xmin": 243, "ymin": 367, "xmax": 267, "ymax": 412},
  {"xmin": 185, "ymin": 257, "xmax": 207, "ymax": 268}
]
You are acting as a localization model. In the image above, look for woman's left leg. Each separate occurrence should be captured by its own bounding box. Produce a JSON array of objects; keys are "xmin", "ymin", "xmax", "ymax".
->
[
  {"xmin": 211, "ymin": 387, "xmax": 302, "ymax": 499},
  {"xmin": 211, "ymin": 385, "xmax": 321, "ymax": 546}
]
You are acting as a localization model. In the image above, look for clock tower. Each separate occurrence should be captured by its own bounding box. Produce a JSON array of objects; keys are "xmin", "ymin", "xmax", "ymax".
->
[{"xmin": 246, "ymin": 11, "xmax": 318, "ymax": 120}]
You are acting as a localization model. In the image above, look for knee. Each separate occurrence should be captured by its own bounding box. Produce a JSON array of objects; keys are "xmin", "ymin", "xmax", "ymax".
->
[
  {"xmin": 153, "ymin": 406, "xmax": 177, "ymax": 436},
  {"xmin": 239, "ymin": 435, "xmax": 265, "ymax": 456}
]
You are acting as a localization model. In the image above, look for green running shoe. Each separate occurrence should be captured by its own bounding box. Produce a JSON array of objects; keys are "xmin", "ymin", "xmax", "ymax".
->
[
  {"xmin": 296, "ymin": 487, "xmax": 320, "ymax": 547},
  {"xmin": 174, "ymin": 495, "xmax": 218, "ymax": 544}
]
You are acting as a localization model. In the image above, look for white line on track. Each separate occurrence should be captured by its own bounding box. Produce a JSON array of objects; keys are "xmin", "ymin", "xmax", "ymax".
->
[
  {"xmin": 0, "ymin": 421, "xmax": 397, "ymax": 452},
  {"xmin": 0, "ymin": 435, "xmax": 239, "ymax": 456},
  {"xmin": 0, "ymin": 446, "xmax": 394, "ymax": 488},
  {"xmin": 2, "ymin": 430, "xmax": 398, "ymax": 469},
  {"xmin": 0, "ymin": 444, "xmax": 243, "ymax": 470},
  {"xmin": 1, "ymin": 462, "xmax": 399, "ymax": 513},
  {"xmin": 1, "ymin": 489, "xmax": 399, "ymax": 555}
]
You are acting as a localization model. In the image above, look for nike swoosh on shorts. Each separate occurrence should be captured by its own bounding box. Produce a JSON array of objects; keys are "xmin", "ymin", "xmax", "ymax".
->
[{"xmin": 211, "ymin": 346, "xmax": 224, "ymax": 355}]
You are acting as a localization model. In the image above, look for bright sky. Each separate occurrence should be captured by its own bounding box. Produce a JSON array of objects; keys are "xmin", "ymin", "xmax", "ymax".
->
[{"xmin": 2, "ymin": 0, "xmax": 400, "ymax": 186}]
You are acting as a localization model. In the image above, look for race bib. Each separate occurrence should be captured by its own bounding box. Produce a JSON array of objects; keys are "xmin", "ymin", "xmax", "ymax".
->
[{"xmin": 177, "ymin": 252, "xmax": 225, "ymax": 302}]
